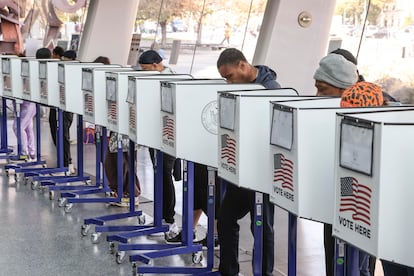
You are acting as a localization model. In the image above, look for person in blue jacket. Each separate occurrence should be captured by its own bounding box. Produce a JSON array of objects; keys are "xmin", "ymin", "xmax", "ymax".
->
[{"xmin": 216, "ymin": 48, "xmax": 280, "ymax": 276}]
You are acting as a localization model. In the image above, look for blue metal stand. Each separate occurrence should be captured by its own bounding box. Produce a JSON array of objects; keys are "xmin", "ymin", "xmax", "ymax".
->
[
  {"xmin": 60, "ymin": 126, "xmax": 113, "ymax": 201},
  {"xmin": 130, "ymin": 160, "xmax": 218, "ymax": 275},
  {"xmin": 252, "ymin": 192, "xmax": 264, "ymax": 276},
  {"xmin": 103, "ymin": 150, "xmax": 170, "ymax": 242},
  {"xmin": 1, "ymin": 99, "xmax": 24, "ymax": 161},
  {"xmin": 288, "ymin": 213, "xmax": 297, "ymax": 276},
  {"xmin": 26, "ymin": 113, "xmax": 91, "ymax": 192},
  {"xmin": 5, "ymin": 103, "xmax": 47, "ymax": 170},
  {"xmin": 0, "ymin": 98, "xmax": 12, "ymax": 155},
  {"xmin": 334, "ymin": 238, "xmax": 346, "ymax": 276},
  {"xmin": 19, "ymin": 108, "xmax": 72, "ymax": 183},
  {"xmin": 80, "ymin": 137, "xmax": 143, "ymax": 240}
]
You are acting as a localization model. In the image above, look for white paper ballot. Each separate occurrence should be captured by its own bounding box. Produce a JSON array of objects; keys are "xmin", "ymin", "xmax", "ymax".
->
[
  {"xmin": 161, "ymin": 86, "xmax": 173, "ymax": 113},
  {"xmin": 219, "ymin": 96, "xmax": 236, "ymax": 130},
  {"xmin": 106, "ymin": 78, "xmax": 117, "ymax": 101},
  {"xmin": 271, "ymin": 108, "xmax": 293, "ymax": 150},
  {"xmin": 82, "ymin": 71, "xmax": 93, "ymax": 91},
  {"xmin": 340, "ymin": 121, "xmax": 374, "ymax": 175},
  {"xmin": 127, "ymin": 78, "xmax": 136, "ymax": 104}
]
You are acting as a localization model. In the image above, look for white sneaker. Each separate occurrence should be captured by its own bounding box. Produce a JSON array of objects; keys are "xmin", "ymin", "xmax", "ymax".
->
[
  {"xmin": 164, "ymin": 222, "xmax": 180, "ymax": 240},
  {"xmin": 68, "ymin": 164, "xmax": 75, "ymax": 175},
  {"xmin": 149, "ymin": 221, "xmax": 178, "ymax": 237}
]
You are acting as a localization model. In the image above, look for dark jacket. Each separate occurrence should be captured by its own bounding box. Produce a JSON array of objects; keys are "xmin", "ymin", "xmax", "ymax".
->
[{"xmin": 254, "ymin": 65, "xmax": 281, "ymax": 89}]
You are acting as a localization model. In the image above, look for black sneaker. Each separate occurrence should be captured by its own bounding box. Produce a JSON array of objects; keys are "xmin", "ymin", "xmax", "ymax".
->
[
  {"xmin": 165, "ymin": 231, "xmax": 196, "ymax": 244},
  {"xmin": 196, "ymin": 236, "xmax": 220, "ymax": 250}
]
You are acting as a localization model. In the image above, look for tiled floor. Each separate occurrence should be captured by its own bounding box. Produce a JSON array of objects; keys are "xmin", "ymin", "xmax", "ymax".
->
[{"xmin": 0, "ymin": 116, "xmax": 384, "ymax": 275}]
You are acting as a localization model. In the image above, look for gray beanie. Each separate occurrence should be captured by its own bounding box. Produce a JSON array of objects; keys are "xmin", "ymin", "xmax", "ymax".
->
[{"xmin": 313, "ymin": 53, "xmax": 358, "ymax": 89}]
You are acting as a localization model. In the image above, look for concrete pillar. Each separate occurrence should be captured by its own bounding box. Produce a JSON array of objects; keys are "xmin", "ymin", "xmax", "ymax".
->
[
  {"xmin": 77, "ymin": 0, "xmax": 140, "ymax": 65},
  {"xmin": 253, "ymin": 0, "xmax": 337, "ymax": 95}
]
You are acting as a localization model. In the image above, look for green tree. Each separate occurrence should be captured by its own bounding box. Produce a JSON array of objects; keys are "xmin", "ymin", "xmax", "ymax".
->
[{"xmin": 336, "ymin": 0, "xmax": 395, "ymax": 26}]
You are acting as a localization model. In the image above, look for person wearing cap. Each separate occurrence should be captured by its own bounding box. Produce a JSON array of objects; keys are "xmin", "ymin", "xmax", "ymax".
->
[
  {"xmin": 314, "ymin": 53, "xmax": 359, "ymax": 97},
  {"xmin": 340, "ymin": 81, "xmax": 384, "ymax": 276},
  {"xmin": 137, "ymin": 49, "xmax": 173, "ymax": 73},
  {"xmin": 61, "ymin": 50, "xmax": 77, "ymax": 60},
  {"xmin": 313, "ymin": 53, "xmax": 359, "ymax": 276},
  {"xmin": 138, "ymin": 50, "xmax": 180, "ymax": 235}
]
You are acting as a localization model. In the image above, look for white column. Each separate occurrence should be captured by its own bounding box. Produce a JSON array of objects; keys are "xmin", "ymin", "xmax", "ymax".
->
[
  {"xmin": 78, "ymin": 0, "xmax": 140, "ymax": 65},
  {"xmin": 253, "ymin": 0, "xmax": 337, "ymax": 95}
]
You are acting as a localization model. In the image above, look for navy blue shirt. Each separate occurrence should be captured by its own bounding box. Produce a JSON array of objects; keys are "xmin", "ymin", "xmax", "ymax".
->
[{"xmin": 254, "ymin": 65, "xmax": 281, "ymax": 89}]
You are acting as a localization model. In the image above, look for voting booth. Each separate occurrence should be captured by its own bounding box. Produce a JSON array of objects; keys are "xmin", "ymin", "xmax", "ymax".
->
[
  {"xmin": 269, "ymin": 97, "xmax": 343, "ymax": 223},
  {"xmin": 159, "ymin": 80, "xmax": 267, "ymax": 167},
  {"xmin": 39, "ymin": 60, "xmax": 77, "ymax": 107},
  {"xmin": 333, "ymin": 108, "xmax": 414, "ymax": 268},
  {"xmin": 126, "ymin": 74, "xmax": 193, "ymax": 147},
  {"xmin": 0, "ymin": 55, "xmax": 15, "ymax": 97},
  {"xmin": 81, "ymin": 66, "xmax": 129, "ymax": 125},
  {"xmin": 105, "ymin": 71, "xmax": 159, "ymax": 135},
  {"xmin": 20, "ymin": 58, "xmax": 43, "ymax": 103},
  {"xmin": 1, "ymin": 56, "xmax": 22, "ymax": 99},
  {"xmin": 217, "ymin": 89, "xmax": 299, "ymax": 192},
  {"xmin": 58, "ymin": 63, "xmax": 120, "ymax": 115}
]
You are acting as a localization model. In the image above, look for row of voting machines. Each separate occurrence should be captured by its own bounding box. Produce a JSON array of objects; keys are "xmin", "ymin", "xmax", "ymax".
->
[{"xmin": 2, "ymin": 54, "xmax": 414, "ymax": 270}]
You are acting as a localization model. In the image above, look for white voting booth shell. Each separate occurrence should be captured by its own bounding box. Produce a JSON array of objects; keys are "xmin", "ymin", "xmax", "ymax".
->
[
  {"xmin": 1, "ymin": 56, "xmax": 23, "ymax": 99},
  {"xmin": 217, "ymin": 89, "xmax": 299, "ymax": 193},
  {"xmin": 333, "ymin": 108, "xmax": 414, "ymax": 268},
  {"xmin": 81, "ymin": 66, "xmax": 132, "ymax": 126},
  {"xmin": 268, "ymin": 98, "xmax": 409, "ymax": 224},
  {"xmin": 0, "ymin": 55, "xmax": 17, "ymax": 97},
  {"xmin": 159, "ymin": 80, "xmax": 268, "ymax": 167},
  {"xmin": 58, "ymin": 63, "xmax": 122, "ymax": 115},
  {"xmin": 38, "ymin": 60, "xmax": 78, "ymax": 107},
  {"xmin": 126, "ymin": 74, "xmax": 193, "ymax": 147},
  {"xmin": 21, "ymin": 57, "xmax": 42, "ymax": 103},
  {"xmin": 105, "ymin": 71, "xmax": 159, "ymax": 135}
]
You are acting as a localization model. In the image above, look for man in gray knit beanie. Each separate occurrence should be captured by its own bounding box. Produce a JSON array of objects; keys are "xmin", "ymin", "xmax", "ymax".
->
[{"xmin": 313, "ymin": 53, "xmax": 358, "ymax": 96}]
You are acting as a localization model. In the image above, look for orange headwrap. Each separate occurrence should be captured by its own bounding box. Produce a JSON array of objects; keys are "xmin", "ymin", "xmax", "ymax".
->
[{"xmin": 340, "ymin": 81, "xmax": 384, "ymax": 107}]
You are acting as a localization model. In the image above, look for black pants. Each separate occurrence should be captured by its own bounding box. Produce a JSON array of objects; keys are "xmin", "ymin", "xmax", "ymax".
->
[
  {"xmin": 324, "ymin": 223, "xmax": 334, "ymax": 276},
  {"xmin": 149, "ymin": 149, "xmax": 176, "ymax": 224},
  {"xmin": 49, "ymin": 108, "xmax": 73, "ymax": 167},
  {"xmin": 218, "ymin": 183, "xmax": 275, "ymax": 276},
  {"xmin": 193, "ymin": 162, "xmax": 221, "ymax": 218}
]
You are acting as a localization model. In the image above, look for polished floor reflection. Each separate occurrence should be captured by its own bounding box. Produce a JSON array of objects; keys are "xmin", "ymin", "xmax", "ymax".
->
[{"xmin": 0, "ymin": 117, "xmax": 384, "ymax": 275}]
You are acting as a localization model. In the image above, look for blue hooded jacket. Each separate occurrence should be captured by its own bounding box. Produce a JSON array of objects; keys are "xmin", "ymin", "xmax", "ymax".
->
[{"xmin": 254, "ymin": 65, "xmax": 281, "ymax": 89}]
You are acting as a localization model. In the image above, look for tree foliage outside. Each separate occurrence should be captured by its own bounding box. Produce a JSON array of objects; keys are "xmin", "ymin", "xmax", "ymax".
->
[
  {"xmin": 335, "ymin": 0, "xmax": 398, "ymax": 26},
  {"xmin": 136, "ymin": 0, "xmax": 267, "ymax": 46}
]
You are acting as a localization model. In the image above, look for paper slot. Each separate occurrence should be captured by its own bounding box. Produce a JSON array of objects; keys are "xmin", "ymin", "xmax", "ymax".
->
[
  {"xmin": 21, "ymin": 61, "xmax": 29, "ymax": 77},
  {"xmin": 161, "ymin": 86, "xmax": 173, "ymax": 113},
  {"xmin": 126, "ymin": 78, "xmax": 136, "ymax": 104},
  {"xmin": 82, "ymin": 70, "xmax": 93, "ymax": 91},
  {"xmin": 2, "ymin": 59, "xmax": 10, "ymax": 74},
  {"xmin": 58, "ymin": 65, "xmax": 65, "ymax": 84},
  {"xmin": 219, "ymin": 95, "xmax": 236, "ymax": 130},
  {"xmin": 340, "ymin": 119, "xmax": 374, "ymax": 176},
  {"xmin": 106, "ymin": 77, "xmax": 117, "ymax": 101},
  {"xmin": 270, "ymin": 107, "xmax": 293, "ymax": 150},
  {"xmin": 39, "ymin": 63, "xmax": 47, "ymax": 79}
]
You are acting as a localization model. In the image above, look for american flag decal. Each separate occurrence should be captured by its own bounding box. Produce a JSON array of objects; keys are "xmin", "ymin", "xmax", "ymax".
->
[
  {"xmin": 40, "ymin": 81, "xmax": 47, "ymax": 98},
  {"xmin": 84, "ymin": 94, "xmax": 94, "ymax": 114},
  {"xmin": 59, "ymin": 85, "xmax": 65, "ymax": 104},
  {"xmin": 273, "ymin": 153, "xmax": 294, "ymax": 191},
  {"xmin": 221, "ymin": 134, "xmax": 236, "ymax": 166},
  {"xmin": 129, "ymin": 107, "xmax": 136, "ymax": 130},
  {"xmin": 107, "ymin": 101, "xmax": 117, "ymax": 120},
  {"xmin": 162, "ymin": 115, "xmax": 174, "ymax": 140},
  {"xmin": 340, "ymin": 177, "xmax": 372, "ymax": 226}
]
